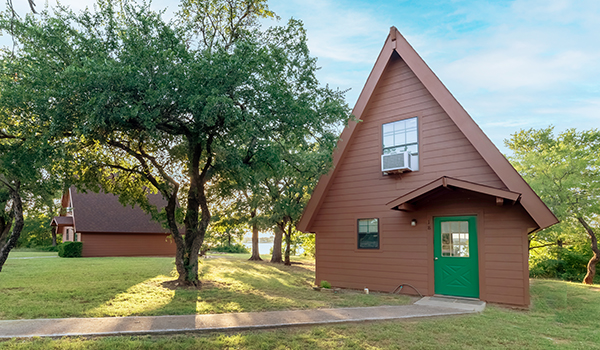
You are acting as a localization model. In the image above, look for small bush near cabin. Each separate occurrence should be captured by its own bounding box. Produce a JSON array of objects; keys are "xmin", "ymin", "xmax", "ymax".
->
[
  {"xmin": 210, "ymin": 243, "xmax": 249, "ymax": 254},
  {"xmin": 320, "ymin": 280, "xmax": 332, "ymax": 289},
  {"xmin": 58, "ymin": 242, "xmax": 82, "ymax": 258}
]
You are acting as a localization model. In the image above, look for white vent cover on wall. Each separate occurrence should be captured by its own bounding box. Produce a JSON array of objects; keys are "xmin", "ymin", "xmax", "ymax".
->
[{"xmin": 382, "ymin": 152, "xmax": 413, "ymax": 174}]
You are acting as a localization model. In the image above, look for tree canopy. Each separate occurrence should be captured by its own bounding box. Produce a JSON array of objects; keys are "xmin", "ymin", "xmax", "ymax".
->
[
  {"xmin": 0, "ymin": 0, "xmax": 348, "ymax": 283},
  {"xmin": 506, "ymin": 127, "xmax": 600, "ymax": 283},
  {"xmin": 0, "ymin": 72, "xmax": 65, "ymax": 270}
]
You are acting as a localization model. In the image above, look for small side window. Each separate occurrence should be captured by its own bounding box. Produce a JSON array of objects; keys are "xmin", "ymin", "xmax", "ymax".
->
[{"xmin": 358, "ymin": 218, "xmax": 379, "ymax": 249}]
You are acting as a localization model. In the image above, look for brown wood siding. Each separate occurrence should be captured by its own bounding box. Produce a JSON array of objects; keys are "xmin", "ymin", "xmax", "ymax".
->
[
  {"xmin": 81, "ymin": 233, "xmax": 176, "ymax": 257},
  {"xmin": 312, "ymin": 53, "xmax": 534, "ymax": 307}
]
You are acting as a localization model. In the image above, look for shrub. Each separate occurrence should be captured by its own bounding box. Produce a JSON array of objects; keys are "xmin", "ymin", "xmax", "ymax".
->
[
  {"xmin": 320, "ymin": 280, "xmax": 332, "ymax": 289},
  {"xmin": 529, "ymin": 247, "xmax": 591, "ymax": 281},
  {"xmin": 58, "ymin": 242, "xmax": 83, "ymax": 258},
  {"xmin": 210, "ymin": 243, "xmax": 249, "ymax": 254}
]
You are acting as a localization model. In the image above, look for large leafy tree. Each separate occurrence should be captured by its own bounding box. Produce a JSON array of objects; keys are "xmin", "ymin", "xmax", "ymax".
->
[
  {"xmin": 0, "ymin": 0, "xmax": 63, "ymax": 272},
  {"xmin": 215, "ymin": 105, "xmax": 342, "ymax": 264},
  {"xmin": 0, "ymin": 0, "xmax": 348, "ymax": 285},
  {"xmin": 0, "ymin": 88, "xmax": 64, "ymax": 271},
  {"xmin": 263, "ymin": 137, "xmax": 335, "ymax": 265},
  {"xmin": 506, "ymin": 127, "xmax": 600, "ymax": 284}
]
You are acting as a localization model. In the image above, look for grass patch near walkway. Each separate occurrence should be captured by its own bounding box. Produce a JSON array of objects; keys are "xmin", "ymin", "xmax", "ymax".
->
[
  {"xmin": 1, "ymin": 279, "xmax": 598, "ymax": 349},
  {"xmin": 0, "ymin": 253, "xmax": 409, "ymax": 319}
]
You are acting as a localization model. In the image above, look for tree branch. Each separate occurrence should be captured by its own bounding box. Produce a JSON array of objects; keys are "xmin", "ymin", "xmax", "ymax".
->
[{"xmin": 529, "ymin": 242, "xmax": 560, "ymax": 250}]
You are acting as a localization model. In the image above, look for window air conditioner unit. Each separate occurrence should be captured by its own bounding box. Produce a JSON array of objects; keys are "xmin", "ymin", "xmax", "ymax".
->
[{"xmin": 382, "ymin": 152, "xmax": 412, "ymax": 174}]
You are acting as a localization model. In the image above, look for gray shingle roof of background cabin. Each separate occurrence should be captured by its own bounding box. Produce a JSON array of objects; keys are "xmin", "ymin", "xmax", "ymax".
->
[
  {"xmin": 50, "ymin": 216, "xmax": 73, "ymax": 226},
  {"xmin": 70, "ymin": 188, "xmax": 169, "ymax": 234}
]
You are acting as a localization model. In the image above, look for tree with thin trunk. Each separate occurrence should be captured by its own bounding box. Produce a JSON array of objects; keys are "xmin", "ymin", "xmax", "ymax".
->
[
  {"xmin": 51, "ymin": 225, "xmax": 57, "ymax": 247},
  {"xmin": 0, "ymin": 0, "xmax": 348, "ymax": 285},
  {"xmin": 506, "ymin": 127, "xmax": 600, "ymax": 284},
  {"xmin": 0, "ymin": 101, "xmax": 64, "ymax": 272},
  {"xmin": 261, "ymin": 129, "xmax": 341, "ymax": 265},
  {"xmin": 0, "ymin": 190, "xmax": 13, "ymax": 246},
  {"xmin": 249, "ymin": 209, "xmax": 261, "ymax": 261},
  {"xmin": 578, "ymin": 217, "xmax": 599, "ymax": 284},
  {"xmin": 271, "ymin": 222, "xmax": 284, "ymax": 263}
]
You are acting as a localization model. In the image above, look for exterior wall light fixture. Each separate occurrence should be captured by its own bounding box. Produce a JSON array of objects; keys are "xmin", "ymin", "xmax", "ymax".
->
[{"xmin": 411, "ymin": 219, "xmax": 417, "ymax": 226}]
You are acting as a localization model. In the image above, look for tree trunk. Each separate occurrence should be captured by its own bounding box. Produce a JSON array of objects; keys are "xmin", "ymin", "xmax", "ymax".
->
[
  {"xmin": 181, "ymin": 183, "xmax": 203, "ymax": 286},
  {"xmin": 178, "ymin": 141, "xmax": 211, "ymax": 287},
  {"xmin": 271, "ymin": 223, "xmax": 283, "ymax": 263},
  {"xmin": 163, "ymin": 186, "xmax": 188, "ymax": 285},
  {"xmin": 578, "ymin": 217, "xmax": 599, "ymax": 285},
  {"xmin": 248, "ymin": 210, "xmax": 262, "ymax": 261},
  {"xmin": 284, "ymin": 221, "xmax": 292, "ymax": 266},
  {"xmin": 0, "ymin": 182, "xmax": 24, "ymax": 272},
  {"xmin": 0, "ymin": 213, "xmax": 12, "ymax": 245},
  {"xmin": 51, "ymin": 225, "xmax": 57, "ymax": 246}
]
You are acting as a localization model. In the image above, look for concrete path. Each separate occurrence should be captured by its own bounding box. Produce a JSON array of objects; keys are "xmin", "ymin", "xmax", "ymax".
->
[
  {"xmin": 7, "ymin": 256, "xmax": 58, "ymax": 260},
  {"xmin": 0, "ymin": 302, "xmax": 481, "ymax": 339},
  {"xmin": 415, "ymin": 296, "xmax": 487, "ymax": 312}
]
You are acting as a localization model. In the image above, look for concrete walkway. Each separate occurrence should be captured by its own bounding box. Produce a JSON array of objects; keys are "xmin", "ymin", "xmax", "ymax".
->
[{"xmin": 0, "ymin": 301, "xmax": 482, "ymax": 339}]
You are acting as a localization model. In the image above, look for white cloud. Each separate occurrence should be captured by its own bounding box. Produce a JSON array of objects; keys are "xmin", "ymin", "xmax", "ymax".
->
[
  {"xmin": 3, "ymin": 0, "xmax": 598, "ymax": 151},
  {"xmin": 441, "ymin": 46, "xmax": 596, "ymax": 91},
  {"xmin": 269, "ymin": 0, "xmax": 386, "ymax": 64}
]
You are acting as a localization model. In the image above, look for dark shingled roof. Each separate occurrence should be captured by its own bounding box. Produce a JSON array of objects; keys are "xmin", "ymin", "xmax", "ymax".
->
[
  {"xmin": 70, "ymin": 188, "xmax": 169, "ymax": 234},
  {"xmin": 50, "ymin": 216, "xmax": 73, "ymax": 227}
]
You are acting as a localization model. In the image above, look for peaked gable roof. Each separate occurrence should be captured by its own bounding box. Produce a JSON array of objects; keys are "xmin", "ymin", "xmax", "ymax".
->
[
  {"xmin": 50, "ymin": 216, "xmax": 73, "ymax": 227},
  {"xmin": 69, "ymin": 187, "xmax": 169, "ymax": 234},
  {"xmin": 298, "ymin": 26, "xmax": 557, "ymax": 232},
  {"xmin": 386, "ymin": 176, "xmax": 521, "ymax": 211}
]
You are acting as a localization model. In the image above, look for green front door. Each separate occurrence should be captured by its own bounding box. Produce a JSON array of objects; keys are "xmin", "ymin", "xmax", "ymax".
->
[{"xmin": 434, "ymin": 216, "xmax": 479, "ymax": 298}]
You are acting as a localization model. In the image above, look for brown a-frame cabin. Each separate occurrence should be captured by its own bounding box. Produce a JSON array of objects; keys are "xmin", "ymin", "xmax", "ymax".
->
[{"xmin": 297, "ymin": 27, "xmax": 558, "ymax": 307}]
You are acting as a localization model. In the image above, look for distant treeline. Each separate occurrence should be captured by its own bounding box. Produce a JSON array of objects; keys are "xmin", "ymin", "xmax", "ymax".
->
[{"xmin": 242, "ymin": 237, "xmax": 274, "ymax": 244}]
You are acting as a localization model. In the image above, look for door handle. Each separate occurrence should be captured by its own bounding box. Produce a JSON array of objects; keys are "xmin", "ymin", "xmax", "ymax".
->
[{"xmin": 434, "ymin": 257, "xmax": 438, "ymax": 260}]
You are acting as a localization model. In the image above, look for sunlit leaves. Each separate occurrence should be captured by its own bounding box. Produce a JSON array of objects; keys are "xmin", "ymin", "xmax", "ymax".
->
[{"xmin": 505, "ymin": 127, "xmax": 600, "ymax": 257}]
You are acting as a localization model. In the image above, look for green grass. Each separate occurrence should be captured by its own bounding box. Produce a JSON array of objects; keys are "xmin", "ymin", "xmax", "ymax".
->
[
  {"xmin": 1, "ymin": 280, "xmax": 598, "ymax": 349},
  {"xmin": 0, "ymin": 253, "xmax": 409, "ymax": 319},
  {"xmin": 7, "ymin": 251, "xmax": 58, "ymax": 258}
]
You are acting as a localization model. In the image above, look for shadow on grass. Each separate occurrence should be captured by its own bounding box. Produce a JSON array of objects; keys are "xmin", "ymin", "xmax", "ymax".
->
[
  {"xmin": 148, "ymin": 259, "xmax": 316, "ymax": 316},
  {"xmin": 145, "ymin": 258, "xmax": 411, "ymax": 317},
  {"xmin": 0, "ymin": 256, "xmax": 176, "ymax": 319}
]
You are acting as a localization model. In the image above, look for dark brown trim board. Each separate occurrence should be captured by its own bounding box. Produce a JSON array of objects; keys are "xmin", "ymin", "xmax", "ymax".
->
[{"xmin": 386, "ymin": 176, "xmax": 521, "ymax": 210}]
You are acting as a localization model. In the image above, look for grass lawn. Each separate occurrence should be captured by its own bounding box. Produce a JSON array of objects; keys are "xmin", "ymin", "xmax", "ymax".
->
[
  {"xmin": 6, "ymin": 251, "xmax": 57, "ymax": 258},
  {"xmin": 0, "ymin": 279, "xmax": 598, "ymax": 349},
  {"xmin": 0, "ymin": 252, "xmax": 409, "ymax": 319}
]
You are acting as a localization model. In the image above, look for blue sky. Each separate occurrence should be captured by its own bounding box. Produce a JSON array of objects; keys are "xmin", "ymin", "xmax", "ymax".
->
[
  {"xmin": 265, "ymin": 0, "xmax": 600, "ymax": 153},
  {"xmin": 5, "ymin": 0, "xmax": 600, "ymax": 153}
]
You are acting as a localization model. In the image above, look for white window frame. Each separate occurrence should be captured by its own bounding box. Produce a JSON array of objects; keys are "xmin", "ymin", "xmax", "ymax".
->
[{"xmin": 382, "ymin": 117, "xmax": 419, "ymax": 170}]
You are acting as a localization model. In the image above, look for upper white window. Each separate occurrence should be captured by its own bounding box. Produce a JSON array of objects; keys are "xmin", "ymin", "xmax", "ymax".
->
[{"xmin": 382, "ymin": 117, "xmax": 419, "ymax": 170}]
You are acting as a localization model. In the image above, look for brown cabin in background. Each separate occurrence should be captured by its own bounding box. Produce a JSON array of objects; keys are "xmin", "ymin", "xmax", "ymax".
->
[
  {"xmin": 297, "ymin": 27, "xmax": 558, "ymax": 307},
  {"xmin": 51, "ymin": 187, "xmax": 175, "ymax": 257}
]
